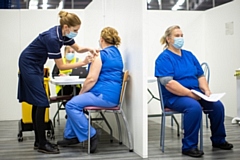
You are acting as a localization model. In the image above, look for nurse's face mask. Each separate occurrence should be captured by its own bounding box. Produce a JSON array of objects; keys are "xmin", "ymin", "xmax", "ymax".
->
[
  {"xmin": 65, "ymin": 25, "xmax": 80, "ymax": 39},
  {"xmin": 98, "ymin": 37, "xmax": 103, "ymax": 49}
]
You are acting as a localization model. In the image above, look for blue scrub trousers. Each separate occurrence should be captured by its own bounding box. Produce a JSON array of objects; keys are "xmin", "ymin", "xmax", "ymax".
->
[
  {"xmin": 64, "ymin": 92, "xmax": 117, "ymax": 142},
  {"xmin": 166, "ymin": 97, "xmax": 226, "ymax": 151}
]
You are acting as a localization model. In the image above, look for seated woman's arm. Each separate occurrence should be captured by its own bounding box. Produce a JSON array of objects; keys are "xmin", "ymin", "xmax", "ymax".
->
[
  {"xmin": 165, "ymin": 79, "xmax": 200, "ymax": 100},
  {"xmin": 79, "ymin": 54, "xmax": 102, "ymax": 94},
  {"xmin": 198, "ymin": 76, "xmax": 211, "ymax": 96}
]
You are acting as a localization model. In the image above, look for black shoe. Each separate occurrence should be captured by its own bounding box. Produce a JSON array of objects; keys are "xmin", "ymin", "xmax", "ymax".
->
[
  {"xmin": 90, "ymin": 132, "xmax": 98, "ymax": 153},
  {"xmin": 182, "ymin": 148, "xmax": 204, "ymax": 158},
  {"xmin": 38, "ymin": 143, "xmax": 60, "ymax": 154},
  {"xmin": 57, "ymin": 137, "xmax": 79, "ymax": 147},
  {"xmin": 34, "ymin": 142, "xmax": 39, "ymax": 150},
  {"xmin": 34, "ymin": 141, "xmax": 59, "ymax": 150},
  {"xmin": 212, "ymin": 141, "xmax": 233, "ymax": 150}
]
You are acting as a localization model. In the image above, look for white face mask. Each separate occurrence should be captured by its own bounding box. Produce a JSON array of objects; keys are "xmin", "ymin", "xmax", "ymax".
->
[
  {"xmin": 66, "ymin": 53, "xmax": 74, "ymax": 61},
  {"xmin": 66, "ymin": 31, "xmax": 77, "ymax": 39},
  {"xmin": 173, "ymin": 37, "xmax": 184, "ymax": 49},
  {"xmin": 98, "ymin": 40, "xmax": 102, "ymax": 49}
]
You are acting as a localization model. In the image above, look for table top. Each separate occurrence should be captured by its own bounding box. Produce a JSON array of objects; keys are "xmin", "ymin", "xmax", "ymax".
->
[
  {"xmin": 148, "ymin": 77, "xmax": 156, "ymax": 83},
  {"xmin": 50, "ymin": 78, "xmax": 86, "ymax": 85},
  {"xmin": 51, "ymin": 77, "xmax": 156, "ymax": 84}
]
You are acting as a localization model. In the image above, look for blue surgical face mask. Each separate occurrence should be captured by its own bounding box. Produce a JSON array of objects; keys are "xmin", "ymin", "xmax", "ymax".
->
[
  {"xmin": 66, "ymin": 53, "xmax": 74, "ymax": 61},
  {"xmin": 66, "ymin": 31, "xmax": 77, "ymax": 39},
  {"xmin": 98, "ymin": 40, "xmax": 102, "ymax": 49},
  {"xmin": 173, "ymin": 37, "xmax": 184, "ymax": 49}
]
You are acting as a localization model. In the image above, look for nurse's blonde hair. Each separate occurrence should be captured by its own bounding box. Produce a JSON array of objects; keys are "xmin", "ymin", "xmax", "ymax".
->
[
  {"xmin": 160, "ymin": 25, "xmax": 180, "ymax": 49},
  {"xmin": 58, "ymin": 11, "xmax": 81, "ymax": 28}
]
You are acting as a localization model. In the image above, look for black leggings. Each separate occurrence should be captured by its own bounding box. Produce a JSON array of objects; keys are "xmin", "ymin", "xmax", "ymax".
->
[{"xmin": 32, "ymin": 105, "xmax": 47, "ymax": 146}]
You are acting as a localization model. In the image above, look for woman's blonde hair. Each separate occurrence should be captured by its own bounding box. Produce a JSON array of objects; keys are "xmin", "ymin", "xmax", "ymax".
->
[
  {"xmin": 64, "ymin": 46, "xmax": 71, "ymax": 54},
  {"xmin": 101, "ymin": 27, "xmax": 121, "ymax": 47},
  {"xmin": 160, "ymin": 25, "xmax": 180, "ymax": 49},
  {"xmin": 58, "ymin": 11, "xmax": 81, "ymax": 28}
]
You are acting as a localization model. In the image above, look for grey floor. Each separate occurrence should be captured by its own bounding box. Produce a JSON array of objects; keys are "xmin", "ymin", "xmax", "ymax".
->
[{"xmin": 0, "ymin": 116, "xmax": 240, "ymax": 160}]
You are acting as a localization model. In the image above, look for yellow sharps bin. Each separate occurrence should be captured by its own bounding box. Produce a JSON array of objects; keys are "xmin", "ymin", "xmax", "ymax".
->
[{"xmin": 21, "ymin": 77, "xmax": 50, "ymax": 123}]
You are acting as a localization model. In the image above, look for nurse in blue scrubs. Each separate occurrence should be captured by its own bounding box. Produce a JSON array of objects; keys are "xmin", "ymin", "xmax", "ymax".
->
[
  {"xmin": 18, "ymin": 11, "xmax": 97, "ymax": 154},
  {"xmin": 155, "ymin": 25, "xmax": 233, "ymax": 158}
]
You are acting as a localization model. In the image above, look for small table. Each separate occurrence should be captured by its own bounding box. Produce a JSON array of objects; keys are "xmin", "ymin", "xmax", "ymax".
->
[
  {"xmin": 50, "ymin": 78, "xmax": 86, "ymax": 126},
  {"xmin": 50, "ymin": 78, "xmax": 86, "ymax": 95}
]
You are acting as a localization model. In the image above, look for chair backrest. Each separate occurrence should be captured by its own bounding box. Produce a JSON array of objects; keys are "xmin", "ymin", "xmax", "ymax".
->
[
  {"xmin": 119, "ymin": 70, "xmax": 129, "ymax": 108},
  {"xmin": 156, "ymin": 77, "xmax": 165, "ymax": 112},
  {"xmin": 201, "ymin": 62, "xmax": 210, "ymax": 84}
]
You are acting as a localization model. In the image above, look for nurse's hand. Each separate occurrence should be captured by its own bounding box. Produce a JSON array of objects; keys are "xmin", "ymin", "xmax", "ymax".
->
[
  {"xmin": 89, "ymin": 48, "xmax": 100, "ymax": 56},
  {"xmin": 83, "ymin": 53, "xmax": 94, "ymax": 64}
]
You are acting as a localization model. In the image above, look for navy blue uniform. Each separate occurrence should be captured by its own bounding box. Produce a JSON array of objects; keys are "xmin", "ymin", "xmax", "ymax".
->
[{"xmin": 18, "ymin": 26, "xmax": 75, "ymax": 107}]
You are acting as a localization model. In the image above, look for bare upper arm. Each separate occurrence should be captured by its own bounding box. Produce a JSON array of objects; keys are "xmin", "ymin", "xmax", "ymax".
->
[{"xmin": 87, "ymin": 54, "xmax": 102, "ymax": 81}]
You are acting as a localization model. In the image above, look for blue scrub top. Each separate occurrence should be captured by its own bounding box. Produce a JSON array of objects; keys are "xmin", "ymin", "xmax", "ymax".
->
[
  {"xmin": 155, "ymin": 49, "xmax": 204, "ymax": 106},
  {"xmin": 89, "ymin": 46, "xmax": 123, "ymax": 104},
  {"xmin": 18, "ymin": 25, "xmax": 75, "ymax": 106}
]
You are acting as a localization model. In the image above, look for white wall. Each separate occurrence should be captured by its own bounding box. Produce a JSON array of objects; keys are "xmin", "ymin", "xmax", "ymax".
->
[
  {"xmin": 204, "ymin": 0, "xmax": 240, "ymax": 117},
  {"xmin": 84, "ymin": 0, "xmax": 148, "ymax": 157},
  {"xmin": 0, "ymin": 10, "xmax": 21, "ymax": 120}
]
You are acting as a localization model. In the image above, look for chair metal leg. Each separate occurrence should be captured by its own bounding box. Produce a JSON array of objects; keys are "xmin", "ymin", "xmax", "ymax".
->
[
  {"xmin": 114, "ymin": 112, "xmax": 122, "ymax": 144},
  {"xmin": 53, "ymin": 102, "xmax": 62, "ymax": 127},
  {"xmin": 57, "ymin": 102, "xmax": 62, "ymax": 125},
  {"xmin": 161, "ymin": 114, "xmax": 166, "ymax": 152},
  {"xmin": 88, "ymin": 112, "xmax": 91, "ymax": 154},
  {"xmin": 160, "ymin": 113, "xmax": 164, "ymax": 147},
  {"xmin": 172, "ymin": 115, "xmax": 180, "ymax": 137},
  {"xmin": 120, "ymin": 109, "xmax": 133, "ymax": 152},
  {"xmin": 171, "ymin": 116, "xmax": 173, "ymax": 127},
  {"xmin": 206, "ymin": 114, "xmax": 209, "ymax": 128},
  {"xmin": 100, "ymin": 112, "xmax": 113, "ymax": 142}
]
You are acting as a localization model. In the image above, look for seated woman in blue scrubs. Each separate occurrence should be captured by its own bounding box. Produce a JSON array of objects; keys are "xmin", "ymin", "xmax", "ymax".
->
[
  {"xmin": 155, "ymin": 25, "xmax": 233, "ymax": 158},
  {"xmin": 57, "ymin": 27, "xmax": 123, "ymax": 153},
  {"xmin": 18, "ymin": 11, "xmax": 97, "ymax": 154}
]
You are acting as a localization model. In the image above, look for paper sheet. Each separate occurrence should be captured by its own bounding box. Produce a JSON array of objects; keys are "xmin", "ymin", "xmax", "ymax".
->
[{"xmin": 191, "ymin": 89, "xmax": 225, "ymax": 102}]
